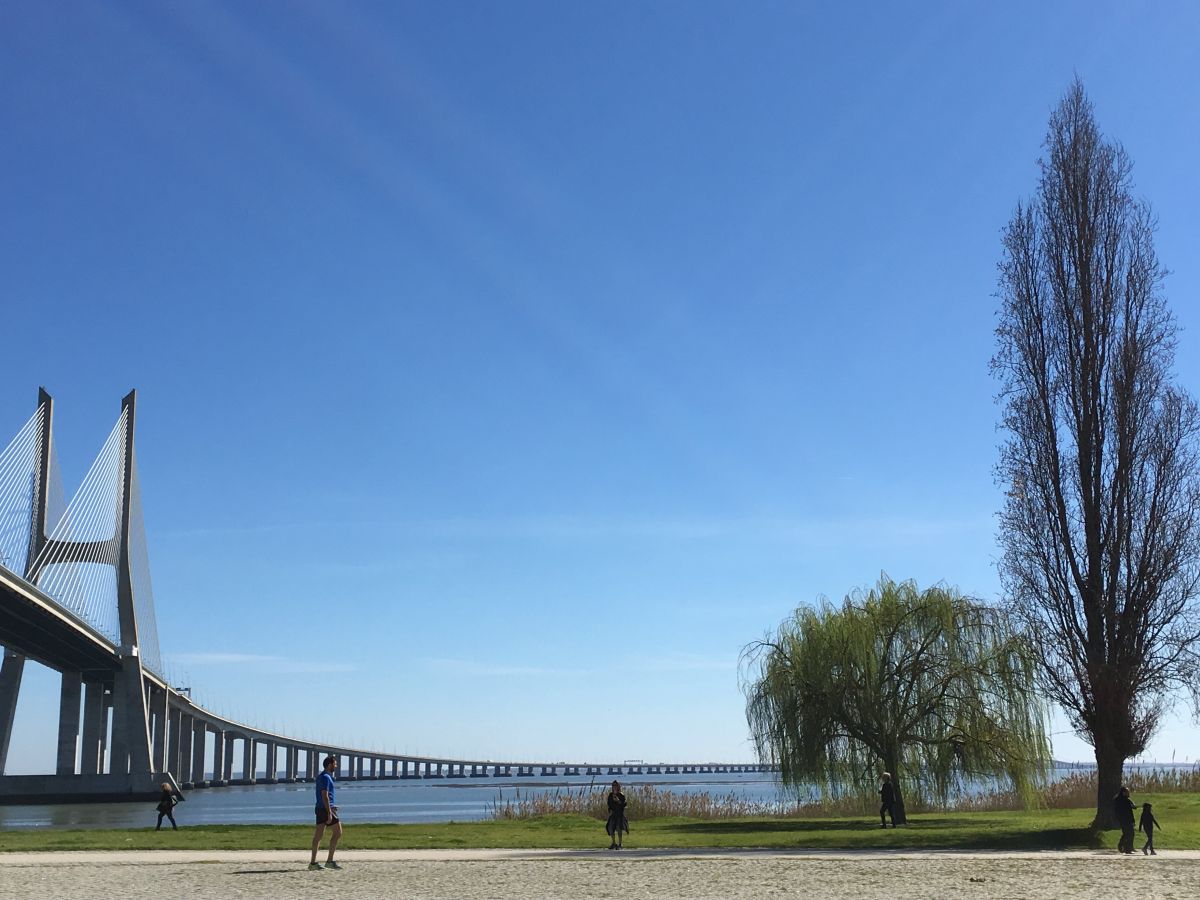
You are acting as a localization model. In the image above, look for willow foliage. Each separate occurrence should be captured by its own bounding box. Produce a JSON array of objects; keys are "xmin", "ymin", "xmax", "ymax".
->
[{"xmin": 743, "ymin": 577, "xmax": 1050, "ymax": 818}]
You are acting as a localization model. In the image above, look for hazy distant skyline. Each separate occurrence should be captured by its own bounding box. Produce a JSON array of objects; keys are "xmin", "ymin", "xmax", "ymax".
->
[{"xmin": 3, "ymin": 1, "xmax": 1199, "ymax": 772}]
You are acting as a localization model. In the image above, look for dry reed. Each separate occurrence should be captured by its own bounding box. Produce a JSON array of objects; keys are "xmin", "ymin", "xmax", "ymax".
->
[{"xmin": 488, "ymin": 766, "xmax": 1200, "ymax": 820}]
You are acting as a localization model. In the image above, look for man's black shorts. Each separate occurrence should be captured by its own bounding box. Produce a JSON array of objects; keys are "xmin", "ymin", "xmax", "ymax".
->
[{"xmin": 315, "ymin": 807, "xmax": 340, "ymax": 826}]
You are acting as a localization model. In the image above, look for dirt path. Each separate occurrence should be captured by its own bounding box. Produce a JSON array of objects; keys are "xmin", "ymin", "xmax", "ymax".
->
[{"xmin": 1, "ymin": 849, "xmax": 1197, "ymax": 899}]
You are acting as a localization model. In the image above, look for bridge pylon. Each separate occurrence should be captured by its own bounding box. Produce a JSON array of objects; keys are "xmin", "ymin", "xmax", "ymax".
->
[{"xmin": 0, "ymin": 389, "xmax": 171, "ymax": 799}]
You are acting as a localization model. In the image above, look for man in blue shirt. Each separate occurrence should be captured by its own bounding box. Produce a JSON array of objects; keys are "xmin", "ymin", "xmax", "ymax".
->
[{"xmin": 309, "ymin": 755, "xmax": 343, "ymax": 870}]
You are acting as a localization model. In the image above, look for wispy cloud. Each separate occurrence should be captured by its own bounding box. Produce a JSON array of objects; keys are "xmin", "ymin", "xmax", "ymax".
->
[
  {"xmin": 630, "ymin": 653, "xmax": 735, "ymax": 674},
  {"xmin": 423, "ymin": 652, "xmax": 734, "ymax": 679},
  {"xmin": 423, "ymin": 657, "xmax": 587, "ymax": 678},
  {"xmin": 162, "ymin": 513, "xmax": 992, "ymax": 547},
  {"xmin": 166, "ymin": 651, "xmax": 360, "ymax": 674},
  {"xmin": 170, "ymin": 652, "xmax": 282, "ymax": 665}
]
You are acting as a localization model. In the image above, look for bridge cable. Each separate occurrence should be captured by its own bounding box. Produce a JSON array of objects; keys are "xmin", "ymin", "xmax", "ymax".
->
[
  {"xmin": 41, "ymin": 421, "xmax": 120, "ymax": 628},
  {"xmin": 0, "ymin": 407, "xmax": 43, "ymax": 575},
  {"xmin": 128, "ymin": 454, "xmax": 163, "ymax": 677},
  {"xmin": 27, "ymin": 410, "xmax": 127, "ymax": 642}
]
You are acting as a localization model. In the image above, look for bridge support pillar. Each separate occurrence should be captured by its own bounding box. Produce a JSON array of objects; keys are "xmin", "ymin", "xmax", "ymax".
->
[
  {"xmin": 150, "ymin": 689, "xmax": 168, "ymax": 772},
  {"xmin": 285, "ymin": 746, "xmax": 297, "ymax": 782},
  {"xmin": 306, "ymin": 749, "xmax": 316, "ymax": 781},
  {"xmin": 241, "ymin": 738, "xmax": 255, "ymax": 784},
  {"xmin": 211, "ymin": 731, "xmax": 227, "ymax": 786},
  {"xmin": 79, "ymin": 682, "xmax": 106, "ymax": 774},
  {"xmin": 55, "ymin": 670, "xmax": 82, "ymax": 775},
  {"xmin": 0, "ymin": 651, "xmax": 26, "ymax": 776},
  {"xmin": 108, "ymin": 653, "xmax": 153, "ymax": 778},
  {"xmin": 263, "ymin": 742, "xmax": 277, "ymax": 783},
  {"xmin": 223, "ymin": 733, "xmax": 236, "ymax": 783},
  {"xmin": 166, "ymin": 706, "xmax": 182, "ymax": 777},
  {"xmin": 178, "ymin": 715, "xmax": 193, "ymax": 787},
  {"xmin": 191, "ymin": 723, "xmax": 207, "ymax": 786}
]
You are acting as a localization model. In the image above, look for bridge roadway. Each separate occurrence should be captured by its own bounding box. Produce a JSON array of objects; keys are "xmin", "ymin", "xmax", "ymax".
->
[{"xmin": 0, "ymin": 566, "xmax": 769, "ymax": 801}]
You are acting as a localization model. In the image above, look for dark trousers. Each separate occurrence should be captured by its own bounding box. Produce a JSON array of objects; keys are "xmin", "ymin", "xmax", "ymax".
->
[
  {"xmin": 880, "ymin": 802, "xmax": 895, "ymax": 826},
  {"xmin": 157, "ymin": 810, "xmax": 177, "ymax": 830},
  {"xmin": 1118, "ymin": 822, "xmax": 1134, "ymax": 853}
]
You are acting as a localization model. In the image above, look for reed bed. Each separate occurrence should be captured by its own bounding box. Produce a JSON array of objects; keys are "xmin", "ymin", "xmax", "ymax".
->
[
  {"xmin": 966, "ymin": 766, "xmax": 1200, "ymax": 812},
  {"xmin": 488, "ymin": 766, "xmax": 1200, "ymax": 820}
]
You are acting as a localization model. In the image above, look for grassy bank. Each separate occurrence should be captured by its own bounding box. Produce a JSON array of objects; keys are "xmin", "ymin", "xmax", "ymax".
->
[{"xmin": 2, "ymin": 793, "xmax": 1196, "ymax": 852}]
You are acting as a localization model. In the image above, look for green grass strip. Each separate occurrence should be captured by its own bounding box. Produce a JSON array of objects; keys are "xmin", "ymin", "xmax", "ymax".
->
[{"xmin": 2, "ymin": 793, "xmax": 1196, "ymax": 852}]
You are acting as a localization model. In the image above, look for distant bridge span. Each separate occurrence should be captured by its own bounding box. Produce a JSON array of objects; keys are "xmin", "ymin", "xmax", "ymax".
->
[{"xmin": 0, "ymin": 390, "xmax": 768, "ymax": 802}]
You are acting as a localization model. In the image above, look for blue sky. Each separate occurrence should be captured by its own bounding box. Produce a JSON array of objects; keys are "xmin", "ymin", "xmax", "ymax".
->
[{"xmin": 3, "ymin": 1, "xmax": 1199, "ymax": 772}]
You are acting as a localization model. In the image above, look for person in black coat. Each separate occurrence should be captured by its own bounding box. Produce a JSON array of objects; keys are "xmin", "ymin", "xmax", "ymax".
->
[
  {"xmin": 1113, "ymin": 786, "xmax": 1136, "ymax": 853},
  {"xmin": 605, "ymin": 780, "xmax": 628, "ymax": 849},
  {"xmin": 879, "ymin": 772, "xmax": 897, "ymax": 828},
  {"xmin": 155, "ymin": 782, "xmax": 181, "ymax": 831}
]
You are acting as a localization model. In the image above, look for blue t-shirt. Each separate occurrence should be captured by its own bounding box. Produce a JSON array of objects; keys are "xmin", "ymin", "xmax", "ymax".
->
[{"xmin": 315, "ymin": 771, "xmax": 336, "ymax": 810}]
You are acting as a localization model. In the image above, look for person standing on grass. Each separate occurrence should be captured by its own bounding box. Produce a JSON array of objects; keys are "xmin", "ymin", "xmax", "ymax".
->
[
  {"xmin": 310, "ymin": 755, "xmax": 344, "ymax": 870},
  {"xmin": 1139, "ymin": 802, "xmax": 1162, "ymax": 855},
  {"xmin": 154, "ymin": 782, "xmax": 181, "ymax": 831},
  {"xmin": 605, "ymin": 780, "xmax": 628, "ymax": 849},
  {"xmin": 1113, "ymin": 786, "xmax": 1136, "ymax": 854},
  {"xmin": 879, "ymin": 772, "xmax": 897, "ymax": 828}
]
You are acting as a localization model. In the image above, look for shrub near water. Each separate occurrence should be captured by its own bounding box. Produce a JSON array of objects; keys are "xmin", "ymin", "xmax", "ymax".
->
[
  {"xmin": 489, "ymin": 768, "xmax": 1200, "ymax": 820},
  {"xmin": 979, "ymin": 768, "xmax": 1200, "ymax": 812},
  {"xmin": 491, "ymin": 784, "xmax": 806, "ymax": 820},
  {"xmin": 491, "ymin": 784, "xmax": 937, "ymax": 820}
]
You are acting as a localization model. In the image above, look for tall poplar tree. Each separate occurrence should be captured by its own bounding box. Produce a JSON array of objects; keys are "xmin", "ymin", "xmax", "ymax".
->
[{"xmin": 994, "ymin": 80, "xmax": 1200, "ymax": 827}]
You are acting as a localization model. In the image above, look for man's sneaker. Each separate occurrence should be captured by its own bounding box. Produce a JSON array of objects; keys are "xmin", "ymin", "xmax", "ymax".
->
[
  {"xmin": 307, "ymin": 862, "xmax": 324, "ymax": 871},
  {"xmin": 326, "ymin": 861, "xmax": 344, "ymax": 870}
]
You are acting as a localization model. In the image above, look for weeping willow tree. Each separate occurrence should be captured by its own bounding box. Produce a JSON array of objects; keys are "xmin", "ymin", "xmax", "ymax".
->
[{"xmin": 742, "ymin": 577, "xmax": 1050, "ymax": 823}]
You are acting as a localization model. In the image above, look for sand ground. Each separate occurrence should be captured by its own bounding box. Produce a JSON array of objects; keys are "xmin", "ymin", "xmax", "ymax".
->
[{"xmin": 2, "ymin": 849, "xmax": 1198, "ymax": 899}]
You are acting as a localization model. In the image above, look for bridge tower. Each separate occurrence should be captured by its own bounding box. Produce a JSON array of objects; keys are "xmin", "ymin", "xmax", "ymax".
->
[
  {"xmin": 108, "ymin": 389, "xmax": 155, "ymax": 780},
  {"xmin": 0, "ymin": 389, "xmax": 160, "ymax": 790}
]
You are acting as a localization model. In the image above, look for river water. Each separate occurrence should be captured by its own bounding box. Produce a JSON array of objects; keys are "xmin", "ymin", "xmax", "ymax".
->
[
  {"xmin": 0, "ymin": 771, "xmax": 783, "ymax": 830},
  {"xmin": 2, "ymin": 763, "xmax": 1183, "ymax": 830}
]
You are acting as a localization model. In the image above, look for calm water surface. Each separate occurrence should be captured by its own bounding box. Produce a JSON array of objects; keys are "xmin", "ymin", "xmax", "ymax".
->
[
  {"xmin": 3, "ymin": 763, "xmax": 1182, "ymax": 830},
  {"xmin": 0, "ymin": 772, "xmax": 782, "ymax": 830}
]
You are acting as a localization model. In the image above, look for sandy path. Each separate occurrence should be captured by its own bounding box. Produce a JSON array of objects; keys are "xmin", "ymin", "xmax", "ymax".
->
[{"xmin": 1, "ymin": 849, "xmax": 1198, "ymax": 899}]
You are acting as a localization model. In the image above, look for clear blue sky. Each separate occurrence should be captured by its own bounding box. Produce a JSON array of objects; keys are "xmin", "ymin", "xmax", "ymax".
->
[{"xmin": 3, "ymin": 1, "xmax": 1199, "ymax": 773}]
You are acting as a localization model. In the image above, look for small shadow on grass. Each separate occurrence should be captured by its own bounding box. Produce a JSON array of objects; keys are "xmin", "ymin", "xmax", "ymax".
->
[
  {"xmin": 670, "ymin": 820, "xmax": 906, "ymax": 835},
  {"xmin": 665, "ymin": 820, "xmax": 1102, "ymax": 851},
  {"xmin": 949, "ymin": 828, "xmax": 1103, "ymax": 851}
]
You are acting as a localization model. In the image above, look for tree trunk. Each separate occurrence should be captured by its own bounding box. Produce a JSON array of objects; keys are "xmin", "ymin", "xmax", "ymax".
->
[
  {"xmin": 893, "ymin": 780, "xmax": 908, "ymax": 825},
  {"xmin": 1093, "ymin": 739, "xmax": 1125, "ymax": 830},
  {"xmin": 886, "ymin": 757, "xmax": 907, "ymax": 825}
]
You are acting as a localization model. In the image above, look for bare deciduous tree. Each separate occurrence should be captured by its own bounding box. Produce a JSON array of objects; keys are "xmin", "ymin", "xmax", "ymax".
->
[{"xmin": 994, "ymin": 79, "xmax": 1200, "ymax": 828}]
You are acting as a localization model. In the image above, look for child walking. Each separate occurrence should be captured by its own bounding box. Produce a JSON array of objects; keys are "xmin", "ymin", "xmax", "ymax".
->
[{"xmin": 1139, "ymin": 802, "xmax": 1162, "ymax": 855}]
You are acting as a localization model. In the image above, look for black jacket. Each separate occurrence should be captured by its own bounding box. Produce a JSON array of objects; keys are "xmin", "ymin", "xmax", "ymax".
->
[
  {"xmin": 880, "ymin": 782, "xmax": 896, "ymax": 807},
  {"xmin": 1113, "ymin": 794, "xmax": 1135, "ymax": 825}
]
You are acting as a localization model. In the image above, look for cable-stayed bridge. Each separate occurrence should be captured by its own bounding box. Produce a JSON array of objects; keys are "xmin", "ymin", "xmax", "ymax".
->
[{"xmin": 0, "ymin": 390, "xmax": 767, "ymax": 802}]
